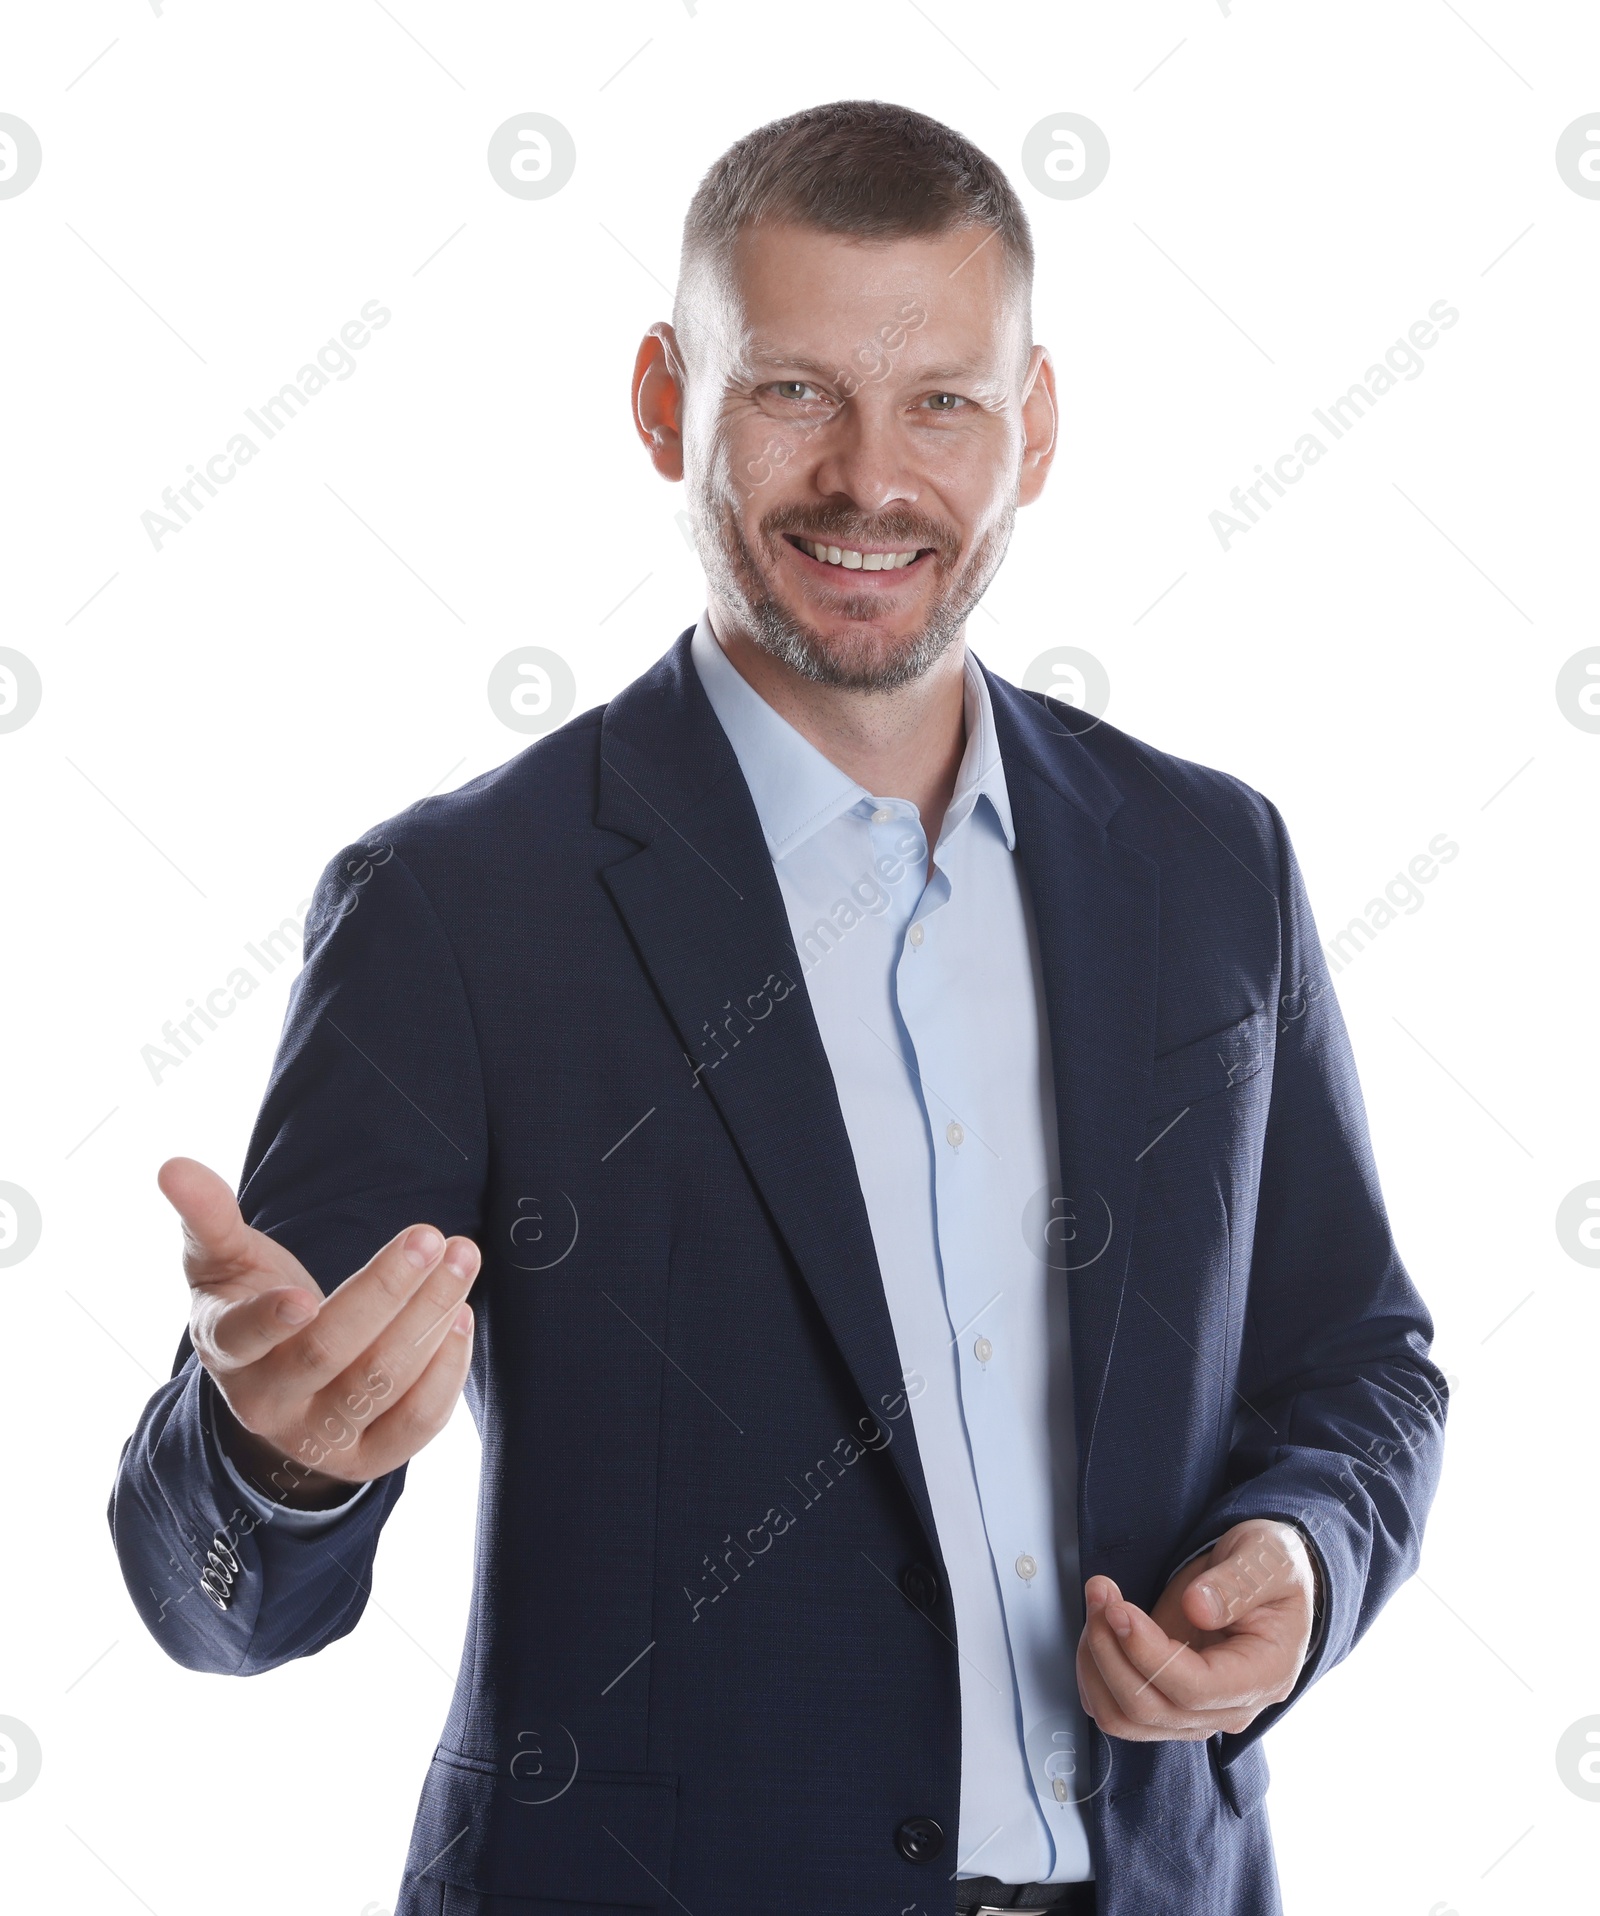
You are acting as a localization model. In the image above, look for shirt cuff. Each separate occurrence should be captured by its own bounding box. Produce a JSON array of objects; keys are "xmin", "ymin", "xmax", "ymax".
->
[{"xmin": 204, "ymin": 1370, "xmax": 373, "ymax": 1533}]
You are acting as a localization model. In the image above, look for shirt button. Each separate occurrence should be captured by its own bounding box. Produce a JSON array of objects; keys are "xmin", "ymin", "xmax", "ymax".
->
[
  {"xmin": 973, "ymin": 1336, "xmax": 992, "ymax": 1363},
  {"xmin": 1016, "ymin": 1553, "xmax": 1038, "ymax": 1582},
  {"xmin": 945, "ymin": 1121, "xmax": 964, "ymax": 1148},
  {"xmin": 908, "ymin": 923, "xmax": 924, "ymax": 947},
  {"xmin": 871, "ymin": 806, "xmax": 892, "ymax": 823}
]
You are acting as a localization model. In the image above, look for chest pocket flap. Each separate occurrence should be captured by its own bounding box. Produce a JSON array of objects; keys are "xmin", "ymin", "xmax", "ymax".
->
[{"xmin": 1147, "ymin": 1006, "xmax": 1270, "ymax": 1120}]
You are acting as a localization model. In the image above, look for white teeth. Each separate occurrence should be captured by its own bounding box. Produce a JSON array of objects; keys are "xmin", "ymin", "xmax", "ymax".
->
[{"xmin": 801, "ymin": 539, "xmax": 920, "ymax": 570}]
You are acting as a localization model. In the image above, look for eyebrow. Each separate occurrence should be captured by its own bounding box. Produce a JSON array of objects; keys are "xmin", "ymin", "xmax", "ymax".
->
[{"xmin": 744, "ymin": 350, "xmax": 996, "ymax": 389}]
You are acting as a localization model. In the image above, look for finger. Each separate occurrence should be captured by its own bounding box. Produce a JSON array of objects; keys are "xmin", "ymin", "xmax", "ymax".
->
[
  {"xmin": 1076, "ymin": 1629, "xmax": 1209, "ymax": 1743},
  {"xmin": 196, "ymin": 1283, "xmax": 327, "ymax": 1374},
  {"xmin": 220, "ymin": 1289, "xmax": 478, "ymax": 1500},
  {"xmin": 1083, "ymin": 1591, "xmax": 1199, "ymax": 1731},
  {"xmin": 1106, "ymin": 1591, "xmax": 1296, "ymax": 1714},
  {"xmin": 1183, "ymin": 1524, "xmax": 1307, "ymax": 1635},
  {"xmin": 1087, "ymin": 1580, "xmax": 1283, "ymax": 1726},
  {"xmin": 1095, "ymin": 1590, "xmax": 1223, "ymax": 1713},
  {"xmin": 1076, "ymin": 1630, "xmax": 1136, "ymax": 1737},
  {"xmin": 263, "ymin": 1223, "xmax": 463, "ymax": 1401},
  {"xmin": 332, "ymin": 1299, "xmax": 475, "ymax": 1481},
  {"xmin": 319, "ymin": 1236, "xmax": 482, "ymax": 1431},
  {"xmin": 1078, "ymin": 1622, "xmax": 1260, "ymax": 1741}
]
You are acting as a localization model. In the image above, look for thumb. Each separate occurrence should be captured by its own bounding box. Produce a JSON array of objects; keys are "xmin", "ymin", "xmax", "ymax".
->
[
  {"xmin": 158, "ymin": 1156, "xmax": 257, "ymax": 1282},
  {"xmin": 1183, "ymin": 1525, "xmax": 1304, "ymax": 1633}
]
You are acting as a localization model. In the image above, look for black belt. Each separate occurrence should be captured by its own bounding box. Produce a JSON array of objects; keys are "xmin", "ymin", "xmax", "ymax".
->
[{"xmin": 953, "ymin": 1879, "xmax": 1095, "ymax": 1913}]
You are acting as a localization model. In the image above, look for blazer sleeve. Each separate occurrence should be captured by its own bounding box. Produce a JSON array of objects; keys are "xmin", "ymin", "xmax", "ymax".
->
[
  {"xmin": 1169, "ymin": 798, "xmax": 1448, "ymax": 1758},
  {"xmin": 105, "ymin": 835, "xmax": 489, "ymax": 1674}
]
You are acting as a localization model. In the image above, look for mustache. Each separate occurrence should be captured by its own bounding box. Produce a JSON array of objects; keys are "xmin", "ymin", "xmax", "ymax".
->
[{"xmin": 759, "ymin": 502, "xmax": 957, "ymax": 555}]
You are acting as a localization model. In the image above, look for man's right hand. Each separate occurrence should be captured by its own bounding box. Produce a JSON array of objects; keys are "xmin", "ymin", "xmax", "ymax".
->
[{"xmin": 159, "ymin": 1156, "xmax": 481, "ymax": 1511}]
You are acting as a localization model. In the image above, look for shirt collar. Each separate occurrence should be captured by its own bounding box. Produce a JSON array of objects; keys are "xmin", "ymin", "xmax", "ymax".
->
[{"xmin": 689, "ymin": 614, "xmax": 1016, "ymax": 860}]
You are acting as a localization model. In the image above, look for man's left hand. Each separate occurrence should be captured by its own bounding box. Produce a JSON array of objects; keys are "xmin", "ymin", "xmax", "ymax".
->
[{"xmin": 1076, "ymin": 1519, "xmax": 1317, "ymax": 1741}]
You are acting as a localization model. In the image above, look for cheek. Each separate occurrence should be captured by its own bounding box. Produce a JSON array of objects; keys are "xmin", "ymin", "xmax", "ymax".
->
[
  {"xmin": 696, "ymin": 411, "xmax": 779, "ymax": 506},
  {"xmin": 689, "ymin": 413, "xmax": 737, "ymax": 492},
  {"xmin": 695, "ymin": 463, "xmax": 766, "ymax": 540},
  {"xmin": 728, "ymin": 425, "xmax": 836, "ymax": 519},
  {"xmin": 742, "ymin": 416, "xmax": 824, "ymax": 476},
  {"xmin": 927, "ymin": 421, "xmax": 1017, "ymax": 491},
  {"xmin": 684, "ymin": 391, "xmax": 759, "ymax": 494}
]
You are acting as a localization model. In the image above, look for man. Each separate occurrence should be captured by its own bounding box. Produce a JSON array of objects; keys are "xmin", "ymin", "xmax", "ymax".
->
[{"xmin": 108, "ymin": 101, "xmax": 1446, "ymax": 1915}]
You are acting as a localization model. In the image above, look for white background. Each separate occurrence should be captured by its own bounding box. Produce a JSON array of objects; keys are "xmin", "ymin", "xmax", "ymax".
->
[{"xmin": 2, "ymin": 3, "xmax": 1596, "ymax": 1913}]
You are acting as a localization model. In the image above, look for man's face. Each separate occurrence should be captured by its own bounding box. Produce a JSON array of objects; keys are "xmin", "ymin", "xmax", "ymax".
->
[{"xmin": 665, "ymin": 221, "xmax": 1053, "ymax": 691}]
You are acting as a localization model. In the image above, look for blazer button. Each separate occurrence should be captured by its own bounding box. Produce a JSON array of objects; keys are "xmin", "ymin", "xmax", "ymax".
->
[
  {"xmin": 894, "ymin": 1816, "xmax": 945, "ymax": 1863},
  {"xmin": 899, "ymin": 1562, "xmax": 940, "ymax": 1611},
  {"xmin": 199, "ymin": 1529, "xmax": 240, "ymax": 1611}
]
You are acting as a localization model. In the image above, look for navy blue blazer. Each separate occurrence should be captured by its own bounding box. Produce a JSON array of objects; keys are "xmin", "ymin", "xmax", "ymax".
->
[{"xmin": 108, "ymin": 627, "xmax": 1445, "ymax": 1915}]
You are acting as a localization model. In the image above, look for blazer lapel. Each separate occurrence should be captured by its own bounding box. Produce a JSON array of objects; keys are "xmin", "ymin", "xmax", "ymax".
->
[
  {"xmin": 595, "ymin": 632, "xmax": 941, "ymax": 1553},
  {"xmin": 982, "ymin": 667, "xmax": 1161, "ymax": 1546}
]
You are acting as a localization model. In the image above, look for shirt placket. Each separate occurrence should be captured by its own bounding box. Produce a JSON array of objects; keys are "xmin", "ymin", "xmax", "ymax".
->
[{"xmin": 887, "ymin": 811, "xmax": 1077, "ymax": 1871}]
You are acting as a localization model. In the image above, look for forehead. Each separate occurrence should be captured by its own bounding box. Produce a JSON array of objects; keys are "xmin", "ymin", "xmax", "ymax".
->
[{"xmin": 723, "ymin": 220, "xmax": 1024, "ymax": 372}]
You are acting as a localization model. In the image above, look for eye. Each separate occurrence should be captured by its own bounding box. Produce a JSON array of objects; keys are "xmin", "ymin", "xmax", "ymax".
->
[
  {"xmin": 771, "ymin": 380, "xmax": 821, "ymax": 401},
  {"xmin": 923, "ymin": 392, "xmax": 966, "ymax": 412}
]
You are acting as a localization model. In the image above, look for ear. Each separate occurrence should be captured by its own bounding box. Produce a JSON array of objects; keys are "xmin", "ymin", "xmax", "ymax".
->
[
  {"xmin": 1017, "ymin": 345, "xmax": 1058, "ymax": 507},
  {"xmin": 632, "ymin": 323, "xmax": 685, "ymax": 481}
]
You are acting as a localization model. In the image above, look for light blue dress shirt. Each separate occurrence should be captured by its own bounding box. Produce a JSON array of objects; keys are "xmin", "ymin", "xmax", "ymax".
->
[
  {"xmin": 690, "ymin": 617, "xmax": 1091, "ymax": 1884},
  {"xmin": 215, "ymin": 615, "xmax": 1094, "ymax": 1882}
]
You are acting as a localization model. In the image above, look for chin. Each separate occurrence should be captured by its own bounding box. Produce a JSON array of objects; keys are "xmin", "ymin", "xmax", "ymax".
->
[
  {"xmin": 788, "ymin": 593, "xmax": 919, "ymax": 641},
  {"xmin": 747, "ymin": 588, "xmax": 960, "ymax": 692}
]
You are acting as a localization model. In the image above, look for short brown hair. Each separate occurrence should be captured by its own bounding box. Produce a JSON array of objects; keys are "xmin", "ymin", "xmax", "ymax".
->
[{"xmin": 674, "ymin": 99, "xmax": 1032, "ymax": 336}]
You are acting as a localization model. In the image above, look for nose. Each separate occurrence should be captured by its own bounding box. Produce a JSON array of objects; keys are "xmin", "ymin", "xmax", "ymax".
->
[{"xmin": 811, "ymin": 396, "xmax": 920, "ymax": 516}]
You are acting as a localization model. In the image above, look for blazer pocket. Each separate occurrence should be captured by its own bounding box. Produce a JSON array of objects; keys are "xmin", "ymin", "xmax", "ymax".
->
[
  {"xmin": 405, "ymin": 1749, "xmax": 678, "ymax": 1906},
  {"xmin": 1213, "ymin": 1736, "xmax": 1271, "ymax": 1819},
  {"xmin": 1147, "ymin": 1007, "xmax": 1269, "ymax": 1120}
]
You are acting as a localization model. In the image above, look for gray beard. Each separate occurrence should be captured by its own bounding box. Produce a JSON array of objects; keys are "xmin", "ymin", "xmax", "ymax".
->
[{"xmin": 693, "ymin": 486, "xmax": 1014, "ymax": 693}]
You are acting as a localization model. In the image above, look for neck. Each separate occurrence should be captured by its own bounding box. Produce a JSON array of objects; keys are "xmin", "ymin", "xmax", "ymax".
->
[{"xmin": 705, "ymin": 602, "xmax": 970, "ymax": 856}]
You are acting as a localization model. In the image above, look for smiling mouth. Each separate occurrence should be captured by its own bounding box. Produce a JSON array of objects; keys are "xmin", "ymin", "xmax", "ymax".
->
[{"xmin": 782, "ymin": 533, "xmax": 931, "ymax": 573}]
